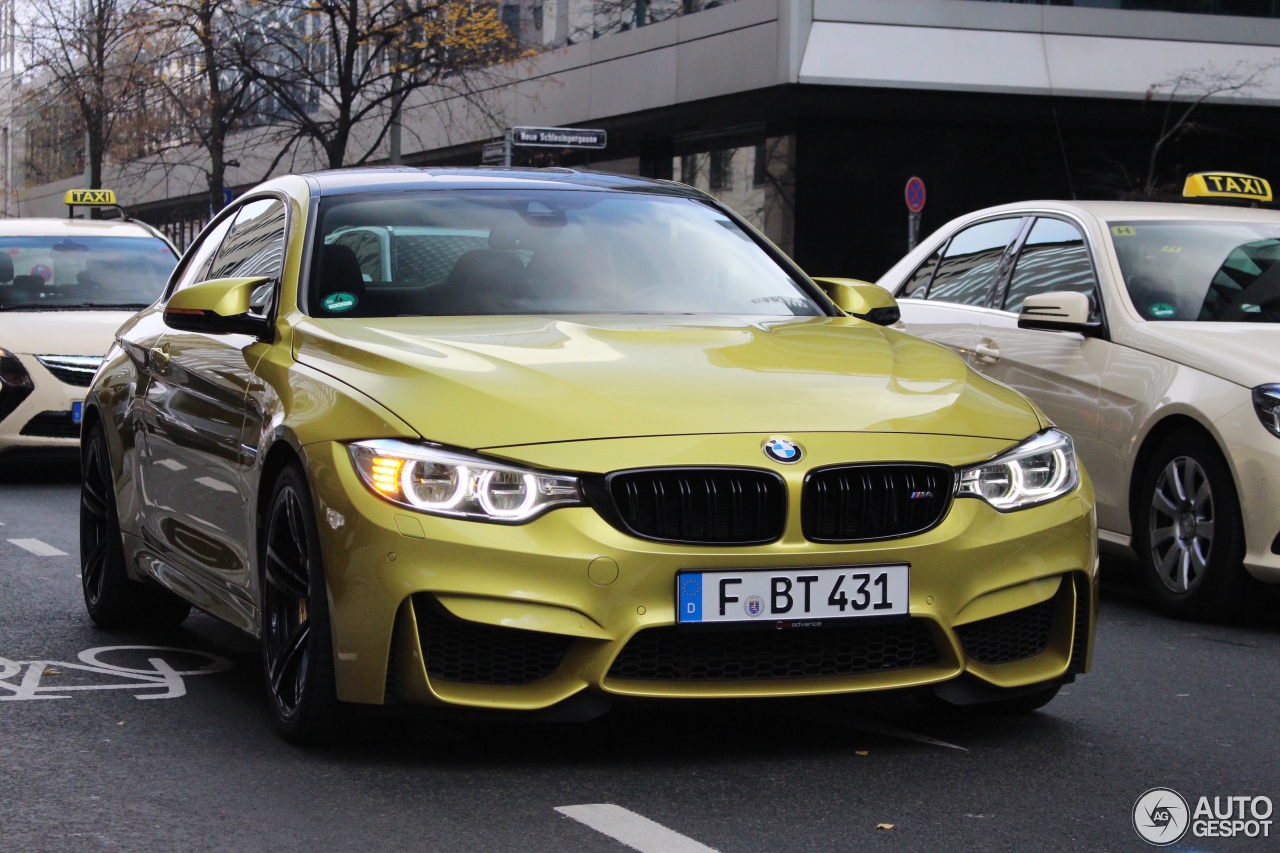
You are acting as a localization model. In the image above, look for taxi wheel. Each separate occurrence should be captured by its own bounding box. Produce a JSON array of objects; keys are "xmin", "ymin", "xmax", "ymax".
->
[
  {"xmin": 1135, "ymin": 431, "xmax": 1251, "ymax": 621},
  {"xmin": 260, "ymin": 462, "xmax": 345, "ymax": 743},
  {"xmin": 80, "ymin": 422, "xmax": 191, "ymax": 629}
]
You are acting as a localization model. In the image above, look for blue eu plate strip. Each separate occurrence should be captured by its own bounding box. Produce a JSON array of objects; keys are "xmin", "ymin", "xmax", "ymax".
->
[
  {"xmin": 678, "ymin": 573, "xmax": 702, "ymax": 623},
  {"xmin": 71, "ymin": 402, "xmax": 83, "ymax": 424}
]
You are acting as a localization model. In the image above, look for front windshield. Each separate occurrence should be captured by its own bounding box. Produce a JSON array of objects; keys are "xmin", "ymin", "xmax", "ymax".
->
[
  {"xmin": 1110, "ymin": 220, "xmax": 1280, "ymax": 322},
  {"xmin": 308, "ymin": 190, "xmax": 822, "ymax": 317},
  {"xmin": 0, "ymin": 235, "xmax": 176, "ymax": 311}
]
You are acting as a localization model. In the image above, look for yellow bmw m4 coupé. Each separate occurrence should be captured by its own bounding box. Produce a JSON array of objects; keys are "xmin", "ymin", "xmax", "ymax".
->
[{"xmin": 81, "ymin": 169, "xmax": 1097, "ymax": 740}]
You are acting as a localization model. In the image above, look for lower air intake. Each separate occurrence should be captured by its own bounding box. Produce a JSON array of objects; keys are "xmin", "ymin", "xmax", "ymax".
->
[
  {"xmin": 413, "ymin": 595, "xmax": 572, "ymax": 685},
  {"xmin": 607, "ymin": 620, "xmax": 938, "ymax": 681},
  {"xmin": 955, "ymin": 593, "xmax": 1057, "ymax": 666}
]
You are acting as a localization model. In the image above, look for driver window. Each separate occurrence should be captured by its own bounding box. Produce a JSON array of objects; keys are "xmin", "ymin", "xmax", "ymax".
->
[
  {"xmin": 1003, "ymin": 217, "xmax": 1100, "ymax": 321},
  {"xmin": 169, "ymin": 217, "xmax": 235, "ymax": 296},
  {"xmin": 927, "ymin": 218, "xmax": 1025, "ymax": 306},
  {"xmin": 210, "ymin": 197, "xmax": 287, "ymax": 318}
]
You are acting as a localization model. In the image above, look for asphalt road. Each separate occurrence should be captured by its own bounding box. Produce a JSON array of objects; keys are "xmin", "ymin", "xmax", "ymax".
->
[{"xmin": 2, "ymin": 457, "xmax": 1278, "ymax": 852}]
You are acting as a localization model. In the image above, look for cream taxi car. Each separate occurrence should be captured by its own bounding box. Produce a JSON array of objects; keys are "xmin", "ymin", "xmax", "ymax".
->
[
  {"xmin": 0, "ymin": 191, "xmax": 178, "ymax": 455},
  {"xmin": 872, "ymin": 173, "xmax": 1280, "ymax": 619}
]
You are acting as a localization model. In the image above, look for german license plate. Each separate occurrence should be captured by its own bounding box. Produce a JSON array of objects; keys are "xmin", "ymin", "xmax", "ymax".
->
[
  {"xmin": 71, "ymin": 402, "xmax": 83, "ymax": 424},
  {"xmin": 677, "ymin": 565, "xmax": 909, "ymax": 625}
]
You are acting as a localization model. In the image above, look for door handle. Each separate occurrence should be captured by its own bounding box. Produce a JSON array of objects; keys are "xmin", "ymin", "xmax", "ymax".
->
[
  {"xmin": 149, "ymin": 344, "xmax": 170, "ymax": 368},
  {"xmin": 975, "ymin": 341, "xmax": 1000, "ymax": 363}
]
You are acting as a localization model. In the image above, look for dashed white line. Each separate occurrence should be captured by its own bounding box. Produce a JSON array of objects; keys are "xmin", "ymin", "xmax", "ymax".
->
[
  {"xmin": 556, "ymin": 804, "xmax": 719, "ymax": 853},
  {"xmin": 8, "ymin": 539, "xmax": 68, "ymax": 557}
]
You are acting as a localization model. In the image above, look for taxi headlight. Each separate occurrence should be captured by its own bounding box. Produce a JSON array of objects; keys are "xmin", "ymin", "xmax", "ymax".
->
[
  {"xmin": 348, "ymin": 439, "xmax": 582, "ymax": 523},
  {"xmin": 956, "ymin": 428, "xmax": 1078, "ymax": 511},
  {"xmin": 0, "ymin": 347, "xmax": 33, "ymax": 389},
  {"xmin": 1253, "ymin": 384, "xmax": 1280, "ymax": 438}
]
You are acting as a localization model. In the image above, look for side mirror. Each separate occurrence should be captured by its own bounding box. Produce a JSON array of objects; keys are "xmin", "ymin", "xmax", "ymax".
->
[
  {"xmin": 811, "ymin": 277, "xmax": 901, "ymax": 326},
  {"xmin": 163, "ymin": 276, "xmax": 272, "ymax": 336},
  {"xmin": 1017, "ymin": 291, "xmax": 1103, "ymax": 337}
]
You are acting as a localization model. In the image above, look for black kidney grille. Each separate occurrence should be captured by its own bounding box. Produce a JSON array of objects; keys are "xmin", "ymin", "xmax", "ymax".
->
[
  {"xmin": 607, "ymin": 620, "xmax": 937, "ymax": 681},
  {"xmin": 608, "ymin": 468, "xmax": 785, "ymax": 544},
  {"xmin": 413, "ymin": 595, "xmax": 573, "ymax": 685},
  {"xmin": 955, "ymin": 595, "xmax": 1056, "ymax": 666},
  {"xmin": 803, "ymin": 464, "xmax": 953, "ymax": 542}
]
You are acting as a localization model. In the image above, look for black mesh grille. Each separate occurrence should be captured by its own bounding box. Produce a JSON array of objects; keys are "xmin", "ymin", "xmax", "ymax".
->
[
  {"xmin": 1068, "ymin": 573, "xmax": 1090, "ymax": 674},
  {"xmin": 607, "ymin": 620, "xmax": 937, "ymax": 681},
  {"xmin": 606, "ymin": 468, "xmax": 786, "ymax": 545},
  {"xmin": 802, "ymin": 464, "xmax": 953, "ymax": 542},
  {"xmin": 413, "ymin": 595, "xmax": 572, "ymax": 685},
  {"xmin": 19, "ymin": 410, "xmax": 79, "ymax": 438},
  {"xmin": 956, "ymin": 595, "xmax": 1056, "ymax": 666}
]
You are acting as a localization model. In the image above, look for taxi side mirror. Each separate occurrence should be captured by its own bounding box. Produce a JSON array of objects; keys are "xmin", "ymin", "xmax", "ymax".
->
[
  {"xmin": 1017, "ymin": 291, "xmax": 1103, "ymax": 337},
  {"xmin": 163, "ymin": 276, "xmax": 273, "ymax": 336},
  {"xmin": 811, "ymin": 278, "xmax": 901, "ymax": 326}
]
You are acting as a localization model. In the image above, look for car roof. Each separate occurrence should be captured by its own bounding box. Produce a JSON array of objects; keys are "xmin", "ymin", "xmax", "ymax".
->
[
  {"xmin": 965, "ymin": 199, "xmax": 1280, "ymax": 225},
  {"xmin": 0, "ymin": 217, "xmax": 166, "ymax": 239},
  {"xmin": 299, "ymin": 166, "xmax": 706, "ymax": 199}
]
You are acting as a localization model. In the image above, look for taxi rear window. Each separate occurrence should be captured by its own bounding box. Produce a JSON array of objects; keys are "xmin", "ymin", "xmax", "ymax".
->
[
  {"xmin": 0, "ymin": 235, "xmax": 176, "ymax": 311},
  {"xmin": 1110, "ymin": 220, "xmax": 1280, "ymax": 322}
]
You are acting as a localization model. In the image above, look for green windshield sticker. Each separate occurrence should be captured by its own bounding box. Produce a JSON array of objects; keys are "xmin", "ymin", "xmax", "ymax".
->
[
  {"xmin": 323, "ymin": 292, "xmax": 357, "ymax": 313},
  {"xmin": 1149, "ymin": 302, "xmax": 1176, "ymax": 318}
]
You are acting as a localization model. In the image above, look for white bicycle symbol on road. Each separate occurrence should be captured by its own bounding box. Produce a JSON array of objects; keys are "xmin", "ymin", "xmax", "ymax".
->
[{"xmin": 0, "ymin": 646, "xmax": 233, "ymax": 701}]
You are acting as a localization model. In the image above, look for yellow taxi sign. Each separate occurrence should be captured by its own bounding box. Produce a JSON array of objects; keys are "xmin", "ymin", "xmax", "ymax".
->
[
  {"xmin": 1182, "ymin": 172, "xmax": 1272, "ymax": 203},
  {"xmin": 63, "ymin": 188, "xmax": 117, "ymax": 206}
]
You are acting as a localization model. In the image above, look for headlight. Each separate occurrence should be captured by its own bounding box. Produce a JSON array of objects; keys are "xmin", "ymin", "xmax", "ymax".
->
[
  {"xmin": 1253, "ymin": 384, "xmax": 1280, "ymax": 438},
  {"xmin": 348, "ymin": 439, "xmax": 582, "ymax": 523},
  {"xmin": 956, "ymin": 428, "xmax": 1078, "ymax": 511},
  {"xmin": 0, "ymin": 347, "xmax": 33, "ymax": 389}
]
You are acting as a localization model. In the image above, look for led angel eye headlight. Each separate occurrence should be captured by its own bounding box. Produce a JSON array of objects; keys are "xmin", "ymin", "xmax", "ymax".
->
[
  {"xmin": 1253, "ymin": 385, "xmax": 1280, "ymax": 439},
  {"xmin": 349, "ymin": 440, "xmax": 581, "ymax": 523},
  {"xmin": 956, "ymin": 428, "xmax": 1079, "ymax": 511}
]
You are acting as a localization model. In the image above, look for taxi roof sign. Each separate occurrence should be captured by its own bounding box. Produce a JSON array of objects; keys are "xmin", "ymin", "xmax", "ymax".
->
[
  {"xmin": 64, "ymin": 189, "xmax": 117, "ymax": 206},
  {"xmin": 1182, "ymin": 172, "xmax": 1272, "ymax": 203}
]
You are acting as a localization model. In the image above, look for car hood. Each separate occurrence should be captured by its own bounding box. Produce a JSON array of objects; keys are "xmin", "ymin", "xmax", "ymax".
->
[
  {"xmin": 1121, "ymin": 322, "xmax": 1280, "ymax": 388},
  {"xmin": 293, "ymin": 315, "xmax": 1043, "ymax": 449},
  {"xmin": 0, "ymin": 310, "xmax": 134, "ymax": 356}
]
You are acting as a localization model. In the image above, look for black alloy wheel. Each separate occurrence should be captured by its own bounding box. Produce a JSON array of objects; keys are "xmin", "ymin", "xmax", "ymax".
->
[
  {"xmin": 1135, "ymin": 429, "xmax": 1252, "ymax": 620},
  {"xmin": 261, "ymin": 463, "xmax": 343, "ymax": 742},
  {"xmin": 80, "ymin": 421, "xmax": 190, "ymax": 628}
]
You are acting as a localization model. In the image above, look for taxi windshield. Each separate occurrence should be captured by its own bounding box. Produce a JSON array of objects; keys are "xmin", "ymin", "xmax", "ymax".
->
[
  {"xmin": 308, "ymin": 190, "xmax": 822, "ymax": 318},
  {"xmin": 0, "ymin": 235, "xmax": 177, "ymax": 311},
  {"xmin": 1110, "ymin": 220, "xmax": 1280, "ymax": 323}
]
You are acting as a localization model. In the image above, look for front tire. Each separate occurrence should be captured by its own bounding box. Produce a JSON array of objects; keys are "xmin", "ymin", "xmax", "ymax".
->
[
  {"xmin": 80, "ymin": 421, "xmax": 190, "ymax": 629},
  {"xmin": 1135, "ymin": 430, "xmax": 1251, "ymax": 620},
  {"xmin": 260, "ymin": 462, "xmax": 344, "ymax": 743}
]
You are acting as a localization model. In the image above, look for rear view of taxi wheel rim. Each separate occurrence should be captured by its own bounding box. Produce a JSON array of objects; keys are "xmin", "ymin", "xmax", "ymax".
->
[
  {"xmin": 1137, "ymin": 432, "xmax": 1251, "ymax": 620},
  {"xmin": 260, "ymin": 465, "xmax": 342, "ymax": 741},
  {"xmin": 80, "ymin": 421, "xmax": 190, "ymax": 629}
]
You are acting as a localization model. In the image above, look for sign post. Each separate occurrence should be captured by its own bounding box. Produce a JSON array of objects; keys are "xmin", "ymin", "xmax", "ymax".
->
[
  {"xmin": 905, "ymin": 176, "xmax": 926, "ymax": 251},
  {"xmin": 482, "ymin": 126, "xmax": 608, "ymax": 166}
]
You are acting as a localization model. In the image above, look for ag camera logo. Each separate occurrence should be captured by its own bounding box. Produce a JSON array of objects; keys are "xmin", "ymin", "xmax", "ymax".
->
[{"xmin": 1133, "ymin": 788, "xmax": 1189, "ymax": 846}]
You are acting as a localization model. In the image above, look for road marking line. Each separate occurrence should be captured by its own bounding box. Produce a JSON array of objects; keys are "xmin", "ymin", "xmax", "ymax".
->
[
  {"xmin": 556, "ymin": 804, "xmax": 719, "ymax": 853},
  {"xmin": 8, "ymin": 539, "xmax": 68, "ymax": 557}
]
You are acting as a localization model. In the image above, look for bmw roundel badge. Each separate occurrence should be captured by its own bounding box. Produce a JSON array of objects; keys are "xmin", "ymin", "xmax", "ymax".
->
[{"xmin": 763, "ymin": 437, "xmax": 802, "ymax": 464}]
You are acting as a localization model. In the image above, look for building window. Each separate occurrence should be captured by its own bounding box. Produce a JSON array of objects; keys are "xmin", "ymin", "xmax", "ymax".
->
[
  {"xmin": 680, "ymin": 154, "xmax": 700, "ymax": 185},
  {"xmin": 533, "ymin": 4, "xmax": 543, "ymax": 29},
  {"xmin": 753, "ymin": 143, "xmax": 767, "ymax": 187},
  {"xmin": 709, "ymin": 149, "xmax": 732, "ymax": 191},
  {"xmin": 502, "ymin": 4, "xmax": 520, "ymax": 38}
]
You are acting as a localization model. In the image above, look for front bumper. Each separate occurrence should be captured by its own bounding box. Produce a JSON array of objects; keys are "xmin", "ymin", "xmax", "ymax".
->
[
  {"xmin": 1215, "ymin": 400, "xmax": 1280, "ymax": 583},
  {"xmin": 301, "ymin": 435, "xmax": 1098, "ymax": 709},
  {"xmin": 0, "ymin": 353, "xmax": 85, "ymax": 452}
]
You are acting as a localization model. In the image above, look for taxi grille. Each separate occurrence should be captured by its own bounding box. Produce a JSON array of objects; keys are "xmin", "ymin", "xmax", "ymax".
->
[
  {"xmin": 20, "ymin": 410, "xmax": 79, "ymax": 438},
  {"xmin": 607, "ymin": 620, "xmax": 937, "ymax": 681},
  {"xmin": 35, "ymin": 355, "xmax": 101, "ymax": 387},
  {"xmin": 413, "ymin": 595, "xmax": 572, "ymax": 685},
  {"xmin": 605, "ymin": 468, "xmax": 786, "ymax": 545},
  {"xmin": 955, "ymin": 595, "xmax": 1056, "ymax": 666},
  {"xmin": 802, "ymin": 464, "xmax": 953, "ymax": 542}
]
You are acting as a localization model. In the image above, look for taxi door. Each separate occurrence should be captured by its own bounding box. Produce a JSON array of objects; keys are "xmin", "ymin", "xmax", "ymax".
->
[
  {"xmin": 971, "ymin": 217, "xmax": 1105, "ymax": 466},
  {"xmin": 138, "ymin": 199, "xmax": 286, "ymax": 599},
  {"xmin": 894, "ymin": 217, "xmax": 1028, "ymax": 363}
]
